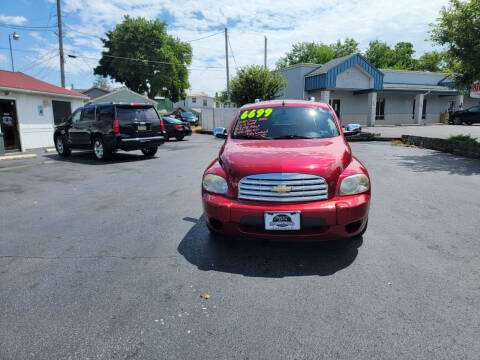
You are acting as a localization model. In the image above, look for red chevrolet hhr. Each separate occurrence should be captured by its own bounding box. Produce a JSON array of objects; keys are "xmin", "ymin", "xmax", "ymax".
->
[{"xmin": 202, "ymin": 100, "xmax": 370, "ymax": 241}]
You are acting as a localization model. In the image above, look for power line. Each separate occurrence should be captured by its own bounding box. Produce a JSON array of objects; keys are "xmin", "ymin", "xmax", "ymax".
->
[
  {"xmin": 228, "ymin": 36, "xmax": 239, "ymax": 69},
  {"xmin": 68, "ymin": 53, "xmax": 225, "ymax": 70},
  {"xmin": 184, "ymin": 31, "xmax": 224, "ymax": 43},
  {"xmin": 0, "ymin": 23, "xmax": 57, "ymax": 31}
]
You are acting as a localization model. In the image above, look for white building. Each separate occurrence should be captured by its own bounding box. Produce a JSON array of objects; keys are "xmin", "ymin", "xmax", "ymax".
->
[
  {"xmin": 0, "ymin": 70, "xmax": 87, "ymax": 151},
  {"xmin": 174, "ymin": 91, "xmax": 215, "ymax": 110},
  {"xmin": 174, "ymin": 90, "xmax": 237, "ymax": 111},
  {"xmin": 278, "ymin": 53, "xmax": 478, "ymax": 126}
]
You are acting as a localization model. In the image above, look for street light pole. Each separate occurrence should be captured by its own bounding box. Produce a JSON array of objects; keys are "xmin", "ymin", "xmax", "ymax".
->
[{"xmin": 8, "ymin": 32, "xmax": 19, "ymax": 72}]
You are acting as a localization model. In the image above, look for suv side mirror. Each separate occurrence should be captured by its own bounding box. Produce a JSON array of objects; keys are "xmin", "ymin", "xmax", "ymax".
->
[{"xmin": 214, "ymin": 127, "xmax": 228, "ymax": 138}]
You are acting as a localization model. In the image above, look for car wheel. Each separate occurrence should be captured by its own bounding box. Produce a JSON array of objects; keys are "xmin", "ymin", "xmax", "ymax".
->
[
  {"xmin": 454, "ymin": 117, "xmax": 462, "ymax": 125},
  {"xmin": 55, "ymin": 135, "xmax": 71, "ymax": 157},
  {"xmin": 466, "ymin": 121, "xmax": 473, "ymax": 125},
  {"xmin": 164, "ymin": 135, "xmax": 169, "ymax": 142},
  {"xmin": 141, "ymin": 146, "xmax": 158, "ymax": 157},
  {"xmin": 176, "ymin": 135, "xmax": 184, "ymax": 141},
  {"xmin": 92, "ymin": 136, "xmax": 112, "ymax": 161}
]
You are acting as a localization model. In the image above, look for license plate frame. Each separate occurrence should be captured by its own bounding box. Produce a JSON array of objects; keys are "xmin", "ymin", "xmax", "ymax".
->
[
  {"xmin": 138, "ymin": 124, "xmax": 147, "ymax": 131},
  {"xmin": 264, "ymin": 211, "xmax": 301, "ymax": 231}
]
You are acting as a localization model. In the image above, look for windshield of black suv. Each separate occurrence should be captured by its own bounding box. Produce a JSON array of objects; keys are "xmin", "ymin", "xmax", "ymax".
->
[
  {"xmin": 181, "ymin": 112, "xmax": 195, "ymax": 118},
  {"xmin": 116, "ymin": 106, "xmax": 159, "ymax": 122},
  {"xmin": 232, "ymin": 106, "xmax": 340, "ymax": 139}
]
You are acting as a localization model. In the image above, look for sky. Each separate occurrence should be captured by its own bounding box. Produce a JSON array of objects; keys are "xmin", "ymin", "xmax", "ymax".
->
[{"xmin": 0, "ymin": 0, "xmax": 451, "ymax": 97}]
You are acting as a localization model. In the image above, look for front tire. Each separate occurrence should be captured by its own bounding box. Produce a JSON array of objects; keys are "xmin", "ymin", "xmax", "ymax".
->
[
  {"xmin": 92, "ymin": 136, "xmax": 112, "ymax": 161},
  {"xmin": 141, "ymin": 146, "xmax": 158, "ymax": 157},
  {"xmin": 55, "ymin": 135, "xmax": 71, "ymax": 157},
  {"xmin": 466, "ymin": 121, "xmax": 473, "ymax": 125},
  {"xmin": 454, "ymin": 117, "xmax": 462, "ymax": 125}
]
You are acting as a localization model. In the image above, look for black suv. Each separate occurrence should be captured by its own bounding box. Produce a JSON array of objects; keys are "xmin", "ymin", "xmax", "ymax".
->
[{"xmin": 54, "ymin": 103, "xmax": 165, "ymax": 160}]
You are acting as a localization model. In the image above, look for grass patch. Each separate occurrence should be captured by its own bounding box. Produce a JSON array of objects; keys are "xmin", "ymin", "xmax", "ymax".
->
[{"xmin": 447, "ymin": 135, "xmax": 478, "ymax": 144}]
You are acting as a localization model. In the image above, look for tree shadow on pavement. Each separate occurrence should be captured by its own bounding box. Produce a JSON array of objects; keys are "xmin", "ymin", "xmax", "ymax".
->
[
  {"xmin": 395, "ymin": 152, "xmax": 480, "ymax": 176},
  {"xmin": 177, "ymin": 215, "xmax": 362, "ymax": 278}
]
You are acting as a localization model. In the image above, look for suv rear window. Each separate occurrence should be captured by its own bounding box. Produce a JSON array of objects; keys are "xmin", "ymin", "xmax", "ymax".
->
[
  {"xmin": 116, "ymin": 106, "xmax": 159, "ymax": 122},
  {"xmin": 232, "ymin": 106, "xmax": 339, "ymax": 139}
]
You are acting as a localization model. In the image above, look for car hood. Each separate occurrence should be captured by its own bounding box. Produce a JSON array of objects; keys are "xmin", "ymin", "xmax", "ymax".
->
[{"xmin": 220, "ymin": 137, "xmax": 352, "ymax": 198}]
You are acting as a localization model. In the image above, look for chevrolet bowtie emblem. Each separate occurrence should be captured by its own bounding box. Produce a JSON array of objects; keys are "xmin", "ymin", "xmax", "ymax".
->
[{"xmin": 273, "ymin": 185, "xmax": 292, "ymax": 193}]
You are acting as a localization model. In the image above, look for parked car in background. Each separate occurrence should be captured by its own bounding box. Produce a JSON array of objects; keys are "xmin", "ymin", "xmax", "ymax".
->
[
  {"xmin": 202, "ymin": 100, "xmax": 370, "ymax": 242},
  {"xmin": 162, "ymin": 116, "xmax": 192, "ymax": 141},
  {"xmin": 175, "ymin": 112, "xmax": 199, "ymax": 126},
  {"xmin": 54, "ymin": 103, "xmax": 165, "ymax": 161},
  {"xmin": 449, "ymin": 105, "xmax": 480, "ymax": 125}
]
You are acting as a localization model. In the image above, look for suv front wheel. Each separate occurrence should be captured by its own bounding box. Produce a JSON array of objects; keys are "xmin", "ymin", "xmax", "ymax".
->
[
  {"xmin": 141, "ymin": 147, "xmax": 158, "ymax": 157},
  {"xmin": 92, "ymin": 136, "xmax": 112, "ymax": 161},
  {"xmin": 55, "ymin": 134, "xmax": 71, "ymax": 157}
]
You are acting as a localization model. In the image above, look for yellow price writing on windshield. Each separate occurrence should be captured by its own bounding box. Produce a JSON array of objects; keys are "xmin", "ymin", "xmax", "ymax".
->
[{"xmin": 240, "ymin": 108, "xmax": 273, "ymax": 120}]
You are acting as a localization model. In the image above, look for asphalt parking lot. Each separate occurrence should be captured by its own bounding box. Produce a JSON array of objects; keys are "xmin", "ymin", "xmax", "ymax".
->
[{"xmin": 1, "ymin": 134, "xmax": 480, "ymax": 359}]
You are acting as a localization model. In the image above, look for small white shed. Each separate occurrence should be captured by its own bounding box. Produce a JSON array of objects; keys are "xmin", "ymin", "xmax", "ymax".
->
[{"xmin": 0, "ymin": 70, "xmax": 87, "ymax": 152}]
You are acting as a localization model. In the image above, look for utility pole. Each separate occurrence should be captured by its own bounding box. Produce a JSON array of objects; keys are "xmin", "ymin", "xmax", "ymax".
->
[
  {"xmin": 264, "ymin": 36, "xmax": 267, "ymax": 69},
  {"xmin": 56, "ymin": 0, "xmax": 65, "ymax": 88},
  {"xmin": 225, "ymin": 28, "xmax": 230, "ymax": 101}
]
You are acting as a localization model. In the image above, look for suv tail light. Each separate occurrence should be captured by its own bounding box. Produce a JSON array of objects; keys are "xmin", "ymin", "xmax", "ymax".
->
[
  {"xmin": 173, "ymin": 124, "xmax": 183, "ymax": 129},
  {"xmin": 160, "ymin": 118, "xmax": 165, "ymax": 131},
  {"xmin": 112, "ymin": 119, "xmax": 120, "ymax": 133}
]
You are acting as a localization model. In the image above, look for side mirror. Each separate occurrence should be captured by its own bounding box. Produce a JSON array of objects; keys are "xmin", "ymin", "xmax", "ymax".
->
[{"xmin": 214, "ymin": 127, "xmax": 228, "ymax": 138}]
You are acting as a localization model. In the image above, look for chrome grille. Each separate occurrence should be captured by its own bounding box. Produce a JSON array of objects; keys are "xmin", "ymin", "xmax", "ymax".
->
[{"xmin": 238, "ymin": 173, "xmax": 328, "ymax": 202}]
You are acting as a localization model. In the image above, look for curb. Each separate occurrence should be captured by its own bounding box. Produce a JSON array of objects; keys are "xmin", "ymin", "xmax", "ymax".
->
[
  {"xmin": 45, "ymin": 148, "xmax": 56, "ymax": 153},
  {"xmin": 0, "ymin": 153, "xmax": 37, "ymax": 161}
]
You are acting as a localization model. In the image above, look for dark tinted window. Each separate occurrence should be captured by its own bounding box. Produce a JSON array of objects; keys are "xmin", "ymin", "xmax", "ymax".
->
[
  {"xmin": 116, "ymin": 106, "xmax": 159, "ymax": 122},
  {"xmin": 232, "ymin": 106, "xmax": 339, "ymax": 139},
  {"xmin": 163, "ymin": 116, "xmax": 183, "ymax": 124},
  {"xmin": 97, "ymin": 106, "xmax": 114, "ymax": 122},
  {"xmin": 469, "ymin": 106, "xmax": 480, "ymax": 112},
  {"xmin": 181, "ymin": 112, "xmax": 195, "ymax": 117},
  {"xmin": 82, "ymin": 107, "xmax": 95, "ymax": 121}
]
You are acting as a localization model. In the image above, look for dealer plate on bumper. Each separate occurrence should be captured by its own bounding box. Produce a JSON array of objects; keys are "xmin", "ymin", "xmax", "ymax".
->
[{"xmin": 264, "ymin": 211, "xmax": 301, "ymax": 230}]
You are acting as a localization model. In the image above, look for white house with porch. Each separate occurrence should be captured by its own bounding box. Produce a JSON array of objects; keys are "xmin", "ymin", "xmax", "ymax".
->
[{"xmin": 278, "ymin": 53, "xmax": 478, "ymax": 126}]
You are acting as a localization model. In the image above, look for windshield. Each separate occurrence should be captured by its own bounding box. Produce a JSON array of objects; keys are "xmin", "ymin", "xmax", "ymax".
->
[
  {"xmin": 232, "ymin": 106, "xmax": 339, "ymax": 139},
  {"xmin": 181, "ymin": 112, "xmax": 195, "ymax": 117}
]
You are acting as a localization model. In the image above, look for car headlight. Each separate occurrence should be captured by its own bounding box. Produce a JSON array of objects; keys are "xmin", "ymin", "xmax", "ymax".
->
[
  {"xmin": 339, "ymin": 174, "xmax": 369, "ymax": 196},
  {"xmin": 203, "ymin": 174, "xmax": 228, "ymax": 194}
]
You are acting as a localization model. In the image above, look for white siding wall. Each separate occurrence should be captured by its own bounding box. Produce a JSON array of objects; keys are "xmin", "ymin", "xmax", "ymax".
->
[
  {"xmin": 177, "ymin": 96, "xmax": 215, "ymax": 109},
  {"xmin": 3, "ymin": 91, "xmax": 84, "ymax": 151}
]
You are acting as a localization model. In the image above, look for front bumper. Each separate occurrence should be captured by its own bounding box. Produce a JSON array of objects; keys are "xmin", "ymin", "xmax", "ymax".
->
[{"xmin": 202, "ymin": 193, "xmax": 370, "ymax": 240}]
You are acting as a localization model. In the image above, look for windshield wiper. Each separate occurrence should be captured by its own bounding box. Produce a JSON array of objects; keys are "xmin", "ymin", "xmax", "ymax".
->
[
  {"xmin": 272, "ymin": 135, "xmax": 313, "ymax": 139},
  {"xmin": 233, "ymin": 134, "xmax": 270, "ymax": 140}
]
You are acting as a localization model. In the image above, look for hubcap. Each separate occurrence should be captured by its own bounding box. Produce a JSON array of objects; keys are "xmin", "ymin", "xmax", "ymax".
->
[
  {"xmin": 56, "ymin": 137, "xmax": 63, "ymax": 153},
  {"xmin": 94, "ymin": 140, "xmax": 103, "ymax": 158}
]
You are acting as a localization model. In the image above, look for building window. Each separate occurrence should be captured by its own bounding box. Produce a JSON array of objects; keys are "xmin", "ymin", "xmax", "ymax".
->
[
  {"xmin": 192, "ymin": 97, "xmax": 196, "ymax": 103},
  {"xmin": 203, "ymin": 99, "xmax": 207, "ymax": 107},
  {"xmin": 376, "ymin": 98, "xmax": 385, "ymax": 120},
  {"xmin": 422, "ymin": 99, "xmax": 427, "ymax": 119}
]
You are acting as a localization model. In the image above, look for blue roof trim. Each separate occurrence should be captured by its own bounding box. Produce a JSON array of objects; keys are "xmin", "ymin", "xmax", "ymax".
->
[{"xmin": 305, "ymin": 53, "xmax": 384, "ymax": 91}]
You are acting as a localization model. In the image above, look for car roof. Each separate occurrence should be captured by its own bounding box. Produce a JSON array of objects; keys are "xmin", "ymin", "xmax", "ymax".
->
[{"xmin": 239, "ymin": 99, "xmax": 330, "ymax": 110}]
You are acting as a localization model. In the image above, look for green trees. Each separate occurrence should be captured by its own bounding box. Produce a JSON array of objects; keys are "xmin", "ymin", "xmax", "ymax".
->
[
  {"xmin": 277, "ymin": 38, "xmax": 450, "ymax": 72},
  {"xmin": 94, "ymin": 16, "xmax": 192, "ymax": 101},
  {"xmin": 431, "ymin": 0, "xmax": 480, "ymax": 88},
  {"xmin": 276, "ymin": 38, "xmax": 359, "ymax": 69},
  {"xmin": 229, "ymin": 65, "xmax": 287, "ymax": 106}
]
